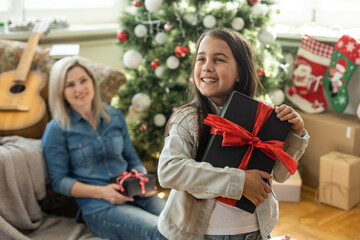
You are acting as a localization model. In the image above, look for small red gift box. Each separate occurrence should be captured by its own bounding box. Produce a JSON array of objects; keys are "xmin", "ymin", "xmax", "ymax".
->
[
  {"xmin": 200, "ymin": 91, "xmax": 297, "ymax": 213},
  {"xmin": 110, "ymin": 169, "xmax": 156, "ymax": 197}
]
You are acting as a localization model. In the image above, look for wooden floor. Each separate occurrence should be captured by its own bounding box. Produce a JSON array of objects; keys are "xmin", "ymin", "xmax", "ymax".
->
[
  {"xmin": 157, "ymin": 185, "xmax": 360, "ymax": 240},
  {"xmin": 272, "ymin": 185, "xmax": 360, "ymax": 240}
]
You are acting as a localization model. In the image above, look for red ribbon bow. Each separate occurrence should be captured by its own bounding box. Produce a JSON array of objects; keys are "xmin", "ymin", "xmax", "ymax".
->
[
  {"xmin": 203, "ymin": 101, "xmax": 298, "ymax": 174},
  {"xmin": 203, "ymin": 102, "xmax": 298, "ymax": 207},
  {"xmin": 116, "ymin": 169, "xmax": 149, "ymax": 195}
]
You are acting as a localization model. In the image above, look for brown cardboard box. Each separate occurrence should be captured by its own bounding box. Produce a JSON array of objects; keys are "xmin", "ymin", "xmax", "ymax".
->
[
  {"xmin": 298, "ymin": 110, "xmax": 360, "ymax": 188},
  {"xmin": 273, "ymin": 170, "xmax": 302, "ymax": 202},
  {"xmin": 319, "ymin": 151, "xmax": 360, "ymax": 210}
]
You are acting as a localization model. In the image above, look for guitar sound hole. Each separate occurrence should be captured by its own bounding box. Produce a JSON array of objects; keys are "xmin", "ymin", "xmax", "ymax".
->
[{"xmin": 10, "ymin": 84, "xmax": 26, "ymax": 93}]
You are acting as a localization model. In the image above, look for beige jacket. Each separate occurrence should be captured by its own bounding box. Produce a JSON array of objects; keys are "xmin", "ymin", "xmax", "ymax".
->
[{"xmin": 157, "ymin": 103, "xmax": 309, "ymax": 240}]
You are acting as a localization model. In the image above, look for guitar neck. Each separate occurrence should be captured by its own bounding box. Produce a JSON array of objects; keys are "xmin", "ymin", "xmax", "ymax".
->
[{"xmin": 13, "ymin": 33, "xmax": 42, "ymax": 82}]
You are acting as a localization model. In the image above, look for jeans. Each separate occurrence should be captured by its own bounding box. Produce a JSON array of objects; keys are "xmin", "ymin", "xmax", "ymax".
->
[
  {"xmin": 82, "ymin": 195, "xmax": 167, "ymax": 240},
  {"xmin": 204, "ymin": 230, "xmax": 263, "ymax": 240}
]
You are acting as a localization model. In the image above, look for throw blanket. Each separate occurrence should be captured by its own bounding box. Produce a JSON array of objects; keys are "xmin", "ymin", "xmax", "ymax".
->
[
  {"xmin": 0, "ymin": 136, "xmax": 47, "ymax": 239},
  {"xmin": 0, "ymin": 136, "xmax": 103, "ymax": 240}
]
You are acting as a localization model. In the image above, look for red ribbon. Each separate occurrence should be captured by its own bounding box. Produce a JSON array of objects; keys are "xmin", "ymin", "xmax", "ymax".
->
[
  {"xmin": 203, "ymin": 101, "xmax": 298, "ymax": 206},
  {"xmin": 116, "ymin": 169, "xmax": 149, "ymax": 195}
]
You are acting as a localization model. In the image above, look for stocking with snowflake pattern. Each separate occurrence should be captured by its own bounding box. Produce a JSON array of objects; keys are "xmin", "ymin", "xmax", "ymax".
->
[
  {"xmin": 323, "ymin": 35, "xmax": 360, "ymax": 112},
  {"xmin": 286, "ymin": 35, "xmax": 334, "ymax": 113}
]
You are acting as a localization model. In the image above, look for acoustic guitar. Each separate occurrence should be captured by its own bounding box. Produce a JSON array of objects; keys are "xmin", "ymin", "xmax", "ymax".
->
[{"xmin": 0, "ymin": 22, "xmax": 49, "ymax": 139}]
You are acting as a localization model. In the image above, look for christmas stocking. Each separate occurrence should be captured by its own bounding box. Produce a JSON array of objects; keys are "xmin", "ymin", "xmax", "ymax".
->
[
  {"xmin": 323, "ymin": 35, "xmax": 360, "ymax": 112},
  {"xmin": 286, "ymin": 35, "xmax": 334, "ymax": 113}
]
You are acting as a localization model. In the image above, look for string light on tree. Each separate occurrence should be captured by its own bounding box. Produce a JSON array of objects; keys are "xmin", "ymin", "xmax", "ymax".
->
[
  {"xmin": 123, "ymin": 49, "xmax": 143, "ymax": 69},
  {"xmin": 131, "ymin": 93, "xmax": 151, "ymax": 113},
  {"xmin": 184, "ymin": 13, "xmax": 197, "ymax": 26}
]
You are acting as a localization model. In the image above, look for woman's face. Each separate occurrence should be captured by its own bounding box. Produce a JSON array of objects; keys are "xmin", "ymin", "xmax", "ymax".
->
[
  {"xmin": 63, "ymin": 66, "xmax": 95, "ymax": 112},
  {"xmin": 194, "ymin": 36, "xmax": 239, "ymax": 106}
]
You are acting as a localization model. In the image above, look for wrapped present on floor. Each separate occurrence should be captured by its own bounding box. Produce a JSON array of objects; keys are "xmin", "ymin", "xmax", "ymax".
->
[
  {"xmin": 200, "ymin": 91, "xmax": 298, "ymax": 213},
  {"xmin": 110, "ymin": 169, "xmax": 156, "ymax": 197},
  {"xmin": 319, "ymin": 151, "xmax": 360, "ymax": 210},
  {"xmin": 272, "ymin": 170, "xmax": 302, "ymax": 202}
]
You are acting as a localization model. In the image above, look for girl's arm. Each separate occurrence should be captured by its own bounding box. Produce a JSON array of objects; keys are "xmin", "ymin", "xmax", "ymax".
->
[{"xmin": 158, "ymin": 109, "xmax": 245, "ymax": 200}]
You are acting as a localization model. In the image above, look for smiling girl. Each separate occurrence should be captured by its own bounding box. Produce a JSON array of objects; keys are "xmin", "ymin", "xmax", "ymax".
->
[{"xmin": 157, "ymin": 28, "xmax": 309, "ymax": 240}]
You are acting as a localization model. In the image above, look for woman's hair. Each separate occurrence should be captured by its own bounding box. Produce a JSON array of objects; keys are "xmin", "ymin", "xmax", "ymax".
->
[
  {"xmin": 164, "ymin": 28, "xmax": 262, "ymax": 160},
  {"xmin": 48, "ymin": 56, "xmax": 110, "ymax": 128}
]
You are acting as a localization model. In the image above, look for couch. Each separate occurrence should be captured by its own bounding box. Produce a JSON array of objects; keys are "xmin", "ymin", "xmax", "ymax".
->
[{"xmin": 0, "ymin": 39, "xmax": 126, "ymax": 240}]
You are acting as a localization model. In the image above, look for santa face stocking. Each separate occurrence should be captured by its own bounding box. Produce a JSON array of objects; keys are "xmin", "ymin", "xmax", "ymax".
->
[
  {"xmin": 323, "ymin": 35, "xmax": 360, "ymax": 112},
  {"xmin": 286, "ymin": 35, "xmax": 334, "ymax": 113}
]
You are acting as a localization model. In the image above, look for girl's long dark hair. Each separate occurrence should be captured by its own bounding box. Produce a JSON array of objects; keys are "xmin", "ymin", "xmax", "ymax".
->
[{"xmin": 164, "ymin": 28, "xmax": 262, "ymax": 160}]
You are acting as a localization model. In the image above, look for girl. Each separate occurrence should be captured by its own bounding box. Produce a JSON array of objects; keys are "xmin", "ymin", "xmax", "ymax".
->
[{"xmin": 157, "ymin": 28, "xmax": 309, "ymax": 240}]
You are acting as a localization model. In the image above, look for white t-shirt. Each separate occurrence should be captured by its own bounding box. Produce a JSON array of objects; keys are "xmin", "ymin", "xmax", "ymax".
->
[{"xmin": 205, "ymin": 200, "xmax": 259, "ymax": 235}]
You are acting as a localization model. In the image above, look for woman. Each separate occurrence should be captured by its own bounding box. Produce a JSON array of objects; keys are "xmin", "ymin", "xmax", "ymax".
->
[{"xmin": 42, "ymin": 56, "xmax": 167, "ymax": 240}]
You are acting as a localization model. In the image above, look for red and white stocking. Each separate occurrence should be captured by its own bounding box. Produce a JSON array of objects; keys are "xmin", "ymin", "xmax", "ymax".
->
[{"xmin": 286, "ymin": 35, "xmax": 334, "ymax": 113}]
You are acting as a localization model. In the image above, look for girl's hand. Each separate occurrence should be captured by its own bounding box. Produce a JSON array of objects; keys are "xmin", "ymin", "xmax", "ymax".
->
[
  {"xmin": 101, "ymin": 184, "xmax": 134, "ymax": 204},
  {"xmin": 275, "ymin": 104, "xmax": 304, "ymax": 136},
  {"xmin": 243, "ymin": 170, "xmax": 272, "ymax": 207}
]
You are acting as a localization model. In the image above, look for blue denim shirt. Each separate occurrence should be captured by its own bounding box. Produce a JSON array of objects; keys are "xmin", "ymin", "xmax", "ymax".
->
[{"xmin": 42, "ymin": 105, "xmax": 146, "ymax": 215}]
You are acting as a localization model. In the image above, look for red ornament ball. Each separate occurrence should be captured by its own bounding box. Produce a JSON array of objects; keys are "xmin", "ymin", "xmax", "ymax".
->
[
  {"xmin": 175, "ymin": 46, "xmax": 189, "ymax": 58},
  {"xmin": 132, "ymin": 0, "xmax": 141, "ymax": 7},
  {"xmin": 117, "ymin": 31, "xmax": 128, "ymax": 43},
  {"xmin": 164, "ymin": 23, "xmax": 173, "ymax": 32},
  {"xmin": 257, "ymin": 68, "xmax": 264, "ymax": 77},
  {"xmin": 151, "ymin": 60, "xmax": 159, "ymax": 69},
  {"xmin": 247, "ymin": 0, "xmax": 259, "ymax": 6},
  {"xmin": 140, "ymin": 124, "xmax": 147, "ymax": 132}
]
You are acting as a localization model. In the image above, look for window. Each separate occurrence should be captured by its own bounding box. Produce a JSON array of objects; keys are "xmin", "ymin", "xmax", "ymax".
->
[
  {"xmin": 273, "ymin": 0, "xmax": 360, "ymax": 29},
  {"xmin": 0, "ymin": 0, "xmax": 125, "ymax": 25}
]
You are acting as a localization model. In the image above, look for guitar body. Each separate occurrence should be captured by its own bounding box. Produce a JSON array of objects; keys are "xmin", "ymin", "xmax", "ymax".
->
[{"xmin": 0, "ymin": 70, "xmax": 48, "ymax": 138}]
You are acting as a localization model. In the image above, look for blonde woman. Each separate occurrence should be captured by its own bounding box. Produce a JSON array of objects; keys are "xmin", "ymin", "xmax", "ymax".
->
[{"xmin": 42, "ymin": 56, "xmax": 166, "ymax": 240}]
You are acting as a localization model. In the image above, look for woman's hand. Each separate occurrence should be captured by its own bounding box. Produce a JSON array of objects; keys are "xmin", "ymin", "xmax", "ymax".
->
[
  {"xmin": 101, "ymin": 184, "xmax": 134, "ymax": 204},
  {"xmin": 138, "ymin": 189, "xmax": 158, "ymax": 198},
  {"xmin": 275, "ymin": 104, "xmax": 304, "ymax": 136},
  {"xmin": 243, "ymin": 169, "xmax": 272, "ymax": 207}
]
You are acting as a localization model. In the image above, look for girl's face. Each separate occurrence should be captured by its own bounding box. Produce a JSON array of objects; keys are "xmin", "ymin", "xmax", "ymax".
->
[
  {"xmin": 63, "ymin": 66, "xmax": 95, "ymax": 112},
  {"xmin": 194, "ymin": 36, "xmax": 239, "ymax": 106}
]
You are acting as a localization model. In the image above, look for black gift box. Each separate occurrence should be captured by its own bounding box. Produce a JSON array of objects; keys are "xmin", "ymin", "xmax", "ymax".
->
[
  {"xmin": 200, "ymin": 91, "xmax": 291, "ymax": 213},
  {"xmin": 110, "ymin": 173, "xmax": 156, "ymax": 197}
]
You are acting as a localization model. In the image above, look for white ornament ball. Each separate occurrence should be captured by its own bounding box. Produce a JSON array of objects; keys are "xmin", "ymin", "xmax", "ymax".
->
[
  {"xmin": 231, "ymin": 17, "xmax": 245, "ymax": 31},
  {"xmin": 123, "ymin": 49, "xmax": 143, "ymax": 69},
  {"xmin": 144, "ymin": 0, "xmax": 163, "ymax": 13},
  {"xmin": 184, "ymin": 13, "xmax": 197, "ymax": 25},
  {"xmin": 131, "ymin": 93, "xmax": 151, "ymax": 113},
  {"xmin": 134, "ymin": 24, "xmax": 148, "ymax": 37},
  {"xmin": 155, "ymin": 65, "xmax": 166, "ymax": 78},
  {"xmin": 252, "ymin": 3, "xmax": 269, "ymax": 15},
  {"xmin": 258, "ymin": 27, "xmax": 277, "ymax": 45},
  {"xmin": 166, "ymin": 56, "xmax": 180, "ymax": 69},
  {"xmin": 203, "ymin": 15, "xmax": 216, "ymax": 28},
  {"xmin": 154, "ymin": 113, "xmax": 166, "ymax": 127},
  {"xmin": 269, "ymin": 89, "xmax": 285, "ymax": 106},
  {"xmin": 357, "ymin": 103, "xmax": 360, "ymax": 120},
  {"xmin": 155, "ymin": 32, "xmax": 167, "ymax": 45}
]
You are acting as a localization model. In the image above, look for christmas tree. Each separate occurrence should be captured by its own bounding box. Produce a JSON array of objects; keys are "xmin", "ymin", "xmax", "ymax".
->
[{"xmin": 114, "ymin": 0, "xmax": 286, "ymax": 169}]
